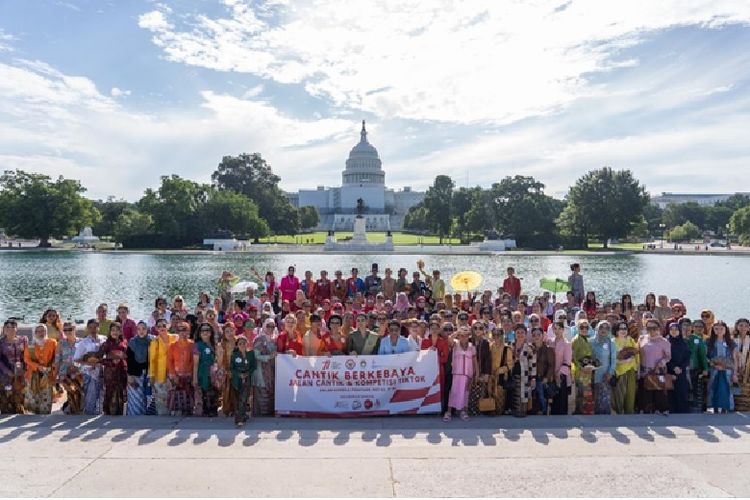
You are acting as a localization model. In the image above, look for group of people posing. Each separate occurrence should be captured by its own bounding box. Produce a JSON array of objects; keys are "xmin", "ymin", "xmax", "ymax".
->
[{"xmin": 0, "ymin": 261, "xmax": 747, "ymax": 425}]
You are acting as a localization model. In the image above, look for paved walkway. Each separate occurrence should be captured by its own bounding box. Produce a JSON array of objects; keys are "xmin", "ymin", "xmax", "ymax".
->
[{"xmin": 1, "ymin": 413, "xmax": 749, "ymax": 497}]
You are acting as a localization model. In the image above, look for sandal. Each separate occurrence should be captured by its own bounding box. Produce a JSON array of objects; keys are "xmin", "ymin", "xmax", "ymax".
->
[
  {"xmin": 443, "ymin": 413, "xmax": 452, "ymax": 422},
  {"xmin": 460, "ymin": 410, "xmax": 469, "ymax": 421}
]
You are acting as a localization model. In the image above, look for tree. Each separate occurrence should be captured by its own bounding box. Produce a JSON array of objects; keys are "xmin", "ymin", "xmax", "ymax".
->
[
  {"xmin": 666, "ymin": 221, "xmax": 701, "ymax": 242},
  {"xmin": 298, "ymin": 206, "xmax": 320, "ymax": 231},
  {"xmin": 558, "ymin": 167, "xmax": 649, "ymax": 248},
  {"xmin": 0, "ymin": 170, "xmax": 98, "ymax": 246},
  {"xmin": 705, "ymin": 206, "xmax": 733, "ymax": 236},
  {"xmin": 486, "ymin": 175, "xmax": 563, "ymax": 248},
  {"xmin": 662, "ymin": 202, "xmax": 707, "ymax": 230},
  {"xmin": 137, "ymin": 175, "xmax": 210, "ymax": 245},
  {"xmin": 730, "ymin": 206, "xmax": 750, "ymax": 246},
  {"xmin": 642, "ymin": 203, "xmax": 664, "ymax": 236},
  {"xmin": 717, "ymin": 194, "xmax": 750, "ymax": 211},
  {"xmin": 92, "ymin": 197, "xmax": 131, "ymax": 238},
  {"xmin": 202, "ymin": 188, "xmax": 269, "ymax": 240},
  {"xmin": 404, "ymin": 202, "xmax": 429, "ymax": 232},
  {"xmin": 113, "ymin": 208, "xmax": 153, "ymax": 242},
  {"xmin": 423, "ymin": 175, "xmax": 455, "ymax": 243},
  {"xmin": 211, "ymin": 153, "xmax": 296, "ymax": 234},
  {"xmin": 452, "ymin": 187, "xmax": 480, "ymax": 242}
]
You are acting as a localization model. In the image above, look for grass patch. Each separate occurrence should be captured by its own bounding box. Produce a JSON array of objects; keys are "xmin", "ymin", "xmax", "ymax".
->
[{"xmin": 259, "ymin": 231, "xmax": 460, "ymax": 245}]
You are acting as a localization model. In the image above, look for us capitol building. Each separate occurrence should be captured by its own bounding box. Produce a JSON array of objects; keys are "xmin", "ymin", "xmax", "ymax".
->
[{"xmin": 285, "ymin": 121, "xmax": 425, "ymax": 231}]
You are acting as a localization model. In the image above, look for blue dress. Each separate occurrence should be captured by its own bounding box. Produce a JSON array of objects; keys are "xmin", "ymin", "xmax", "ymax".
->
[{"xmin": 707, "ymin": 341, "xmax": 734, "ymax": 411}]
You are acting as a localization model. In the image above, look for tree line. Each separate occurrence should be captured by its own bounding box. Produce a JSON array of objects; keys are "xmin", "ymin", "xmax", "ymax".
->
[
  {"xmin": 0, "ymin": 153, "xmax": 320, "ymax": 248},
  {"xmin": 404, "ymin": 167, "xmax": 750, "ymax": 248}
]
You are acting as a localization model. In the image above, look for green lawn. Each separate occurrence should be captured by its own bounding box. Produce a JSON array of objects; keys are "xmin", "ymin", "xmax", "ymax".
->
[
  {"xmin": 259, "ymin": 231, "xmax": 460, "ymax": 245},
  {"xmin": 586, "ymin": 241, "xmax": 647, "ymax": 251}
]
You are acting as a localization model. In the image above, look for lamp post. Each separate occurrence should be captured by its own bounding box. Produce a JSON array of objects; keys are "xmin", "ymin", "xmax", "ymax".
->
[
  {"xmin": 726, "ymin": 223, "xmax": 731, "ymax": 250},
  {"xmin": 659, "ymin": 223, "xmax": 666, "ymax": 248}
]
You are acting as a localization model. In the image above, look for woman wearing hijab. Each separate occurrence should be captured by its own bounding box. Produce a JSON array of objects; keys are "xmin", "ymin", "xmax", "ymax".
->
[
  {"xmin": 231, "ymin": 335, "xmax": 256, "ymax": 427},
  {"xmin": 706, "ymin": 321, "xmax": 736, "ymax": 413},
  {"xmin": 444, "ymin": 326, "xmax": 477, "ymax": 422},
  {"xmin": 0, "ymin": 319, "xmax": 28, "ymax": 414},
  {"xmin": 666, "ymin": 322, "xmax": 690, "ymax": 413},
  {"xmin": 56, "ymin": 322, "xmax": 81, "ymax": 414},
  {"xmin": 613, "ymin": 322, "xmax": 639, "ymax": 414},
  {"xmin": 687, "ymin": 319, "xmax": 709, "ymax": 413},
  {"xmin": 639, "ymin": 319, "xmax": 672, "ymax": 415},
  {"xmin": 252, "ymin": 318, "xmax": 277, "ymax": 417},
  {"xmin": 509, "ymin": 324, "xmax": 537, "ymax": 418},
  {"xmin": 126, "ymin": 321, "xmax": 152, "ymax": 415},
  {"xmin": 572, "ymin": 319, "xmax": 594, "ymax": 415},
  {"xmin": 734, "ymin": 318, "xmax": 750, "ymax": 412},
  {"xmin": 591, "ymin": 322, "xmax": 617, "ymax": 415},
  {"xmin": 100, "ymin": 322, "xmax": 128, "ymax": 415},
  {"xmin": 24, "ymin": 324, "xmax": 57, "ymax": 414},
  {"xmin": 394, "ymin": 292, "xmax": 410, "ymax": 314},
  {"xmin": 193, "ymin": 323, "xmax": 218, "ymax": 417}
]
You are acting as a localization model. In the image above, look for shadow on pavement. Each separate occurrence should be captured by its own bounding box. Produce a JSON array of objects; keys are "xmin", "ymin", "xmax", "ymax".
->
[{"xmin": 0, "ymin": 412, "xmax": 748, "ymax": 448}]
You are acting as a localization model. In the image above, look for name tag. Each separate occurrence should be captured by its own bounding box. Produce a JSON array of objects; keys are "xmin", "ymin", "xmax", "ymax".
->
[
  {"xmin": 205, "ymin": 348, "xmax": 212, "ymax": 354},
  {"xmin": 603, "ymin": 344, "xmax": 609, "ymax": 351},
  {"xmin": 694, "ymin": 339, "xmax": 699, "ymax": 345},
  {"xmin": 235, "ymin": 357, "xmax": 242, "ymax": 363}
]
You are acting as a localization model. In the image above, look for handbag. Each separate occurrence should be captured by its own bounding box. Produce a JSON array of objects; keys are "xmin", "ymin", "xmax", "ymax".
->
[
  {"xmin": 478, "ymin": 382, "xmax": 496, "ymax": 412},
  {"xmin": 644, "ymin": 371, "xmax": 674, "ymax": 391},
  {"xmin": 544, "ymin": 381, "xmax": 560, "ymax": 399}
]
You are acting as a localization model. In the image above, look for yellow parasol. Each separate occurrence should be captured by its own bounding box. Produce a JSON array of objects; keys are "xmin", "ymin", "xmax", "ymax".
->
[{"xmin": 450, "ymin": 271, "xmax": 484, "ymax": 292}]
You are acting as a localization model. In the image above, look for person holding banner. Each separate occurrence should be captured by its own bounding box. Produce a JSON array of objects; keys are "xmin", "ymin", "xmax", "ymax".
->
[
  {"xmin": 231, "ymin": 335, "xmax": 256, "ymax": 427},
  {"xmin": 378, "ymin": 320, "xmax": 415, "ymax": 355},
  {"xmin": 444, "ymin": 326, "xmax": 477, "ymax": 422},
  {"xmin": 421, "ymin": 321, "xmax": 450, "ymax": 413}
]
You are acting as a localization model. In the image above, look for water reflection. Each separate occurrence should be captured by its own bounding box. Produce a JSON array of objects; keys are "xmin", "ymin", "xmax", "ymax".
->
[{"xmin": 0, "ymin": 251, "xmax": 747, "ymax": 322}]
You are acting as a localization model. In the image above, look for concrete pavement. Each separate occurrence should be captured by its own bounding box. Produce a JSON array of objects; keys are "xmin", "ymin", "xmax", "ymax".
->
[{"xmin": 1, "ymin": 413, "xmax": 749, "ymax": 497}]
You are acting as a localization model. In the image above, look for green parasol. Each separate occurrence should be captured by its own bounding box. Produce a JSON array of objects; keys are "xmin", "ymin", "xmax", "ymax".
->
[{"xmin": 539, "ymin": 277, "xmax": 571, "ymax": 293}]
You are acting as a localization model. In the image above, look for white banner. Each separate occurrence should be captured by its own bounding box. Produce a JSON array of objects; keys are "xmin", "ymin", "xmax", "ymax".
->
[{"xmin": 274, "ymin": 350, "xmax": 441, "ymax": 417}]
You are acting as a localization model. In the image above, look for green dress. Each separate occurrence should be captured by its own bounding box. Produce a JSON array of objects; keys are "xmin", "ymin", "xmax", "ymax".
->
[{"xmin": 195, "ymin": 341, "xmax": 215, "ymax": 391}]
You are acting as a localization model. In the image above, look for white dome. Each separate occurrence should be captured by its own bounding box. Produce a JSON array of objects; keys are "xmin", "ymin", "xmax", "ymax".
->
[{"xmin": 343, "ymin": 121, "xmax": 385, "ymax": 185}]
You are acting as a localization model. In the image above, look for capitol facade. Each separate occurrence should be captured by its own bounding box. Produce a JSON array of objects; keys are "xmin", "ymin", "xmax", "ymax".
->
[{"xmin": 286, "ymin": 121, "xmax": 425, "ymax": 231}]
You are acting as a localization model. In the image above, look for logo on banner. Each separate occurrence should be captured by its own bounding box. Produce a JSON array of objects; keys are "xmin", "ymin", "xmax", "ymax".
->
[
  {"xmin": 345, "ymin": 359, "xmax": 356, "ymax": 370},
  {"xmin": 352, "ymin": 401, "xmax": 362, "ymax": 410},
  {"xmin": 364, "ymin": 399, "xmax": 373, "ymax": 410},
  {"xmin": 360, "ymin": 360, "xmax": 367, "ymax": 368}
]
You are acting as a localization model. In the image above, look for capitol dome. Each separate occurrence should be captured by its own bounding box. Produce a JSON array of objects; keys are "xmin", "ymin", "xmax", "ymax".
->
[{"xmin": 342, "ymin": 120, "xmax": 385, "ymax": 186}]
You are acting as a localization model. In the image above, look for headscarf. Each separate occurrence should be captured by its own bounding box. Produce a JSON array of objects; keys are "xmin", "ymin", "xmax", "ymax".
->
[
  {"xmin": 262, "ymin": 301, "xmax": 276, "ymax": 319},
  {"xmin": 129, "ymin": 322, "xmax": 152, "ymax": 364},
  {"xmin": 32, "ymin": 323, "xmax": 48, "ymax": 347},
  {"xmin": 394, "ymin": 292, "xmax": 410, "ymax": 313}
]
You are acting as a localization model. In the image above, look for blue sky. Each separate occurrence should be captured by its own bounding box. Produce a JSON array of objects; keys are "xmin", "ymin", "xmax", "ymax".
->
[{"xmin": 1, "ymin": 0, "xmax": 749, "ymax": 201}]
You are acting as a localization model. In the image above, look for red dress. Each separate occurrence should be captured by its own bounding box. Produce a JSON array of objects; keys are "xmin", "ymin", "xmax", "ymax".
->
[{"xmin": 420, "ymin": 336, "xmax": 450, "ymax": 391}]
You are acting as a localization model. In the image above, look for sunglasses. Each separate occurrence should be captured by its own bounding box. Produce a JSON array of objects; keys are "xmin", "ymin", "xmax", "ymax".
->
[
  {"xmin": 63, "ymin": 328, "xmax": 74, "ymax": 332},
  {"xmin": 442, "ymin": 327, "xmax": 454, "ymax": 332},
  {"xmin": 200, "ymin": 328, "xmax": 212, "ymax": 333}
]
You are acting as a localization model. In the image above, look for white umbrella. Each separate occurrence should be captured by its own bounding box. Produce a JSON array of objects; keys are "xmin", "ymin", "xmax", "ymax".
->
[{"xmin": 230, "ymin": 281, "xmax": 259, "ymax": 293}]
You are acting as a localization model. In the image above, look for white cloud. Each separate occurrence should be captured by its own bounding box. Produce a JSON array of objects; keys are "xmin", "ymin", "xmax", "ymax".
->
[
  {"xmin": 137, "ymin": 10, "xmax": 172, "ymax": 31},
  {"xmin": 0, "ymin": 29, "xmax": 15, "ymax": 52},
  {"xmin": 137, "ymin": 0, "xmax": 750, "ymax": 124},
  {"xmin": 0, "ymin": 59, "xmax": 354, "ymax": 200},
  {"xmin": 110, "ymin": 87, "xmax": 131, "ymax": 97}
]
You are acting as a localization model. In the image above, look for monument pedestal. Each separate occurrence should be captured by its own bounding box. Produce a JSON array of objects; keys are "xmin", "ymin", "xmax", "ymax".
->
[{"xmin": 323, "ymin": 216, "xmax": 394, "ymax": 252}]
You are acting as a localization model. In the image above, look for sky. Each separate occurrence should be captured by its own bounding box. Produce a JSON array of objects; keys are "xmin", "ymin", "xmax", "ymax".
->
[{"xmin": 1, "ymin": 0, "xmax": 749, "ymax": 201}]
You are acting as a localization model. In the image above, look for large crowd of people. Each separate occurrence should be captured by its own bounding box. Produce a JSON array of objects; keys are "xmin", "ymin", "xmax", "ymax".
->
[{"xmin": 0, "ymin": 261, "xmax": 747, "ymax": 426}]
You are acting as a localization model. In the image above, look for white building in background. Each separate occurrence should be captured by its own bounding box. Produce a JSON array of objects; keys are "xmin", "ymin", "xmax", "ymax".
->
[
  {"xmin": 651, "ymin": 192, "xmax": 749, "ymax": 209},
  {"xmin": 286, "ymin": 121, "xmax": 425, "ymax": 231}
]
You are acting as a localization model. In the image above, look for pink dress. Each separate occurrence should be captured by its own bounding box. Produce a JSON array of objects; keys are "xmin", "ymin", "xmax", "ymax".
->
[{"xmin": 448, "ymin": 342, "xmax": 476, "ymax": 410}]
